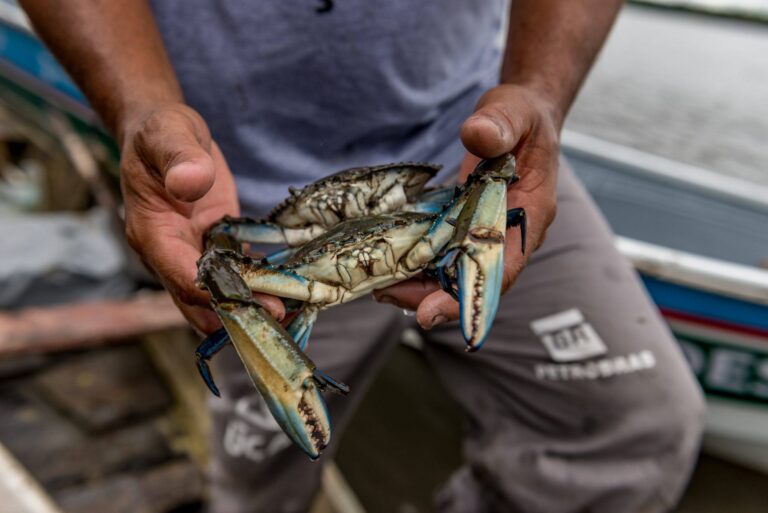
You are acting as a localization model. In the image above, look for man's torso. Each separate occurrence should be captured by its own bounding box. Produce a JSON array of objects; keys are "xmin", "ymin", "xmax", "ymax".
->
[{"xmin": 149, "ymin": 0, "xmax": 506, "ymax": 214}]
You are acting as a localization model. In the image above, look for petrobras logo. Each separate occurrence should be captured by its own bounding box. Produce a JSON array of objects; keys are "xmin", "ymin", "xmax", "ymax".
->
[
  {"xmin": 530, "ymin": 309, "xmax": 608, "ymax": 362},
  {"xmin": 531, "ymin": 309, "xmax": 657, "ymax": 382},
  {"xmin": 534, "ymin": 350, "xmax": 657, "ymax": 381}
]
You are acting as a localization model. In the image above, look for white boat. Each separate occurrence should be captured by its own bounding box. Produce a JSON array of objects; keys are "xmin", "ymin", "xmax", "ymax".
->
[{"xmin": 564, "ymin": 130, "xmax": 768, "ymax": 473}]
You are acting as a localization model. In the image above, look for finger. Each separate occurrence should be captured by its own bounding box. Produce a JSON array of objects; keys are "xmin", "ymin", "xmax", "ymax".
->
[
  {"xmin": 461, "ymin": 102, "xmax": 524, "ymax": 158},
  {"xmin": 457, "ymin": 153, "xmax": 481, "ymax": 183},
  {"xmin": 134, "ymin": 110, "xmax": 216, "ymax": 202},
  {"xmin": 175, "ymin": 300, "xmax": 223, "ymax": 335},
  {"xmin": 139, "ymin": 233, "xmax": 211, "ymax": 308},
  {"xmin": 505, "ymin": 161, "xmax": 557, "ymax": 251},
  {"xmin": 373, "ymin": 278, "xmax": 441, "ymax": 311},
  {"xmin": 251, "ymin": 292, "xmax": 286, "ymax": 322},
  {"xmin": 415, "ymin": 289, "xmax": 459, "ymax": 330},
  {"xmin": 138, "ymin": 230, "xmax": 286, "ymax": 321},
  {"xmin": 152, "ymin": 242, "xmax": 285, "ymax": 323}
]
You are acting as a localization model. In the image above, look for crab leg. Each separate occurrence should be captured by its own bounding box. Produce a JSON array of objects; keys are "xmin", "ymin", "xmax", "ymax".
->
[
  {"xmin": 434, "ymin": 207, "xmax": 526, "ymax": 300},
  {"xmin": 412, "ymin": 154, "xmax": 522, "ymax": 351},
  {"xmin": 402, "ymin": 192, "xmax": 469, "ymax": 270},
  {"xmin": 405, "ymin": 186, "xmax": 457, "ymax": 214},
  {"xmin": 264, "ymin": 246, "xmax": 299, "ymax": 265},
  {"xmin": 398, "ymin": 185, "xmax": 504, "ymax": 350},
  {"xmin": 450, "ymin": 155, "xmax": 524, "ymax": 350},
  {"xmin": 453, "ymin": 155, "xmax": 524, "ymax": 350},
  {"xmin": 450, "ymin": 180, "xmax": 508, "ymax": 351},
  {"xmin": 217, "ymin": 303, "xmax": 343, "ymax": 459},
  {"xmin": 413, "ymin": 186, "xmax": 456, "ymax": 206},
  {"xmin": 196, "ymin": 250, "xmax": 347, "ymax": 459},
  {"xmin": 506, "ymin": 208, "xmax": 527, "ymax": 254},
  {"xmin": 240, "ymin": 267, "xmax": 344, "ymax": 304},
  {"xmin": 195, "ymin": 328, "xmax": 230, "ymax": 397},
  {"xmin": 286, "ymin": 306, "xmax": 320, "ymax": 351},
  {"xmin": 208, "ymin": 216, "xmax": 327, "ymax": 247}
]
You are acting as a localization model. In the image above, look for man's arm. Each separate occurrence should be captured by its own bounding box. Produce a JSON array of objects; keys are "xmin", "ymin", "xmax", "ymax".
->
[
  {"xmin": 19, "ymin": 0, "xmax": 284, "ymax": 332},
  {"xmin": 464, "ymin": 0, "xmax": 622, "ymax": 154},
  {"xmin": 19, "ymin": 0, "xmax": 211, "ymax": 197},
  {"xmin": 378, "ymin": 0, "xmax": 623, "ymax": 329}
]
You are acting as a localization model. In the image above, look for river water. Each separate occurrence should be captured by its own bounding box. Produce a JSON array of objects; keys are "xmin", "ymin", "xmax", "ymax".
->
[
  {"xmin": 566, "ymin": 4, "xmax": 768, "ymax": 185},
  {"xmin": 637, "ymin": 0, "xmax": 768, "ymax": 19}
]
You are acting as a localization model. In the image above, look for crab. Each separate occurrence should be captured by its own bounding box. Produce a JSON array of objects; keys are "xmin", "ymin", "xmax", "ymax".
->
[
  {"xmin": 194, "ymin": 154, "xmax": 525, "ymax": 458},
  {"xmin": 205, "ymin": 162, "xmax": 454, "ymax": 251}
]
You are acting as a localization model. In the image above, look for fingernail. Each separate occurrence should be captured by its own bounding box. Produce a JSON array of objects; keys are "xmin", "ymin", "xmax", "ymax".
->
[
  {"xmin": 471, "ymin": 115, "xmax": 505, "ymax": 140},
  {"xmin": 489, "ymin": 118, "xmax": 506, "ymax": 140},
  {"xmin": 421, "ymin": 313, "xmax": 448, "ymax": 330}
]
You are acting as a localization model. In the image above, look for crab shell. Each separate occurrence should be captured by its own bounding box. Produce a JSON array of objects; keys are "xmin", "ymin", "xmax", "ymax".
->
[{"xmin": 268, "ymin": 162, "xmax": 442, "ymax": 228}]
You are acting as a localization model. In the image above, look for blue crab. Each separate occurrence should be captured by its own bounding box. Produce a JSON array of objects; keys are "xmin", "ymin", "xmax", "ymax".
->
[
  {"xmin": 205, "ymin": 162, "xmax": 453, "ymax": 251},
  {"xmin": 195, "ymin": 154, "xmax": 525, "ymax": 458}
]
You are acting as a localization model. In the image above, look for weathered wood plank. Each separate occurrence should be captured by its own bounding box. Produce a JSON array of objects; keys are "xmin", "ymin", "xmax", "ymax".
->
[
  {"xmin": 53, "ymin": 460, "xmax": 204, "ymax": 513},
  {"xmin": 0, "ymin": 388, "xmax": 175, "ymax": 490},
  {"xmin": 143, "ymin": 330, "xmax": 211, "ymax": 466},
  {"xmin": 0, "ymin": 292, "xmax": 186, "ymax": 356},
  {"xmin": 33, "ymin": 346, "xmax": 172, "ymax": 432}
]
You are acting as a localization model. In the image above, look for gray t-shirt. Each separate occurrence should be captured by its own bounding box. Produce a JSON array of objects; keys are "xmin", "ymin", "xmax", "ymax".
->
[{"xmin": 149, "ymin": 0, "xmax": 506, "ymax": 215}]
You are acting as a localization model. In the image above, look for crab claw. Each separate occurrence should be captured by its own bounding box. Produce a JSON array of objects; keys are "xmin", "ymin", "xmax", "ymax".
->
[
  {"xmin": 433, "ymin": 154, "xmax": 525, "ymax": 351},
  {"xmin": 215, "ymin": 303, "xmax": 347, "ymax": 459},
  {"xmin": 456, "ymin": 228, "xmax": 505, "ymax": 351},
  {"xmin": 436, "ymin": 206, "xmax": 526, "ymax": 350}
]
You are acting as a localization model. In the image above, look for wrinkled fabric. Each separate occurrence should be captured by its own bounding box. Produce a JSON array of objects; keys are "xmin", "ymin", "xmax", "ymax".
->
[{"xmin": 149, "ymin": 0, "xmax": 506, "ymax": 214}]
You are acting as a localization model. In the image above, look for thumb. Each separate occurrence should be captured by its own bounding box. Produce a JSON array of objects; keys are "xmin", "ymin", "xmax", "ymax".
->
[
  {"xmin": 460, "ymin": 94, "xmax": 523, "ymax": 158},
  {"xmin": 134, "ymin": 108, "xmax": 216, "ymax": 202},
  {"xmin": 164, "ymin": 148, "xmax": 215, "ymax": 203}
]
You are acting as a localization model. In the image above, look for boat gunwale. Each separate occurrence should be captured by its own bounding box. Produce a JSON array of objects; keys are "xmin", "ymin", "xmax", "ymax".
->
[
  {"xmin": 562, "ymin": 130, "xmax": 768, "ymax": 213},
  {"xmin": 617, "ymin": 236, "xmax": 768, "ymax": 306}
]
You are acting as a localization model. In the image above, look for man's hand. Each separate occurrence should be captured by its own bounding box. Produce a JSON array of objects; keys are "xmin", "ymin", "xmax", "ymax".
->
[
  {"xmin": 371, "ymin": 0, "xmax": 621, "ymax": 332},
  {"xmin": 119, "ymin": 103, "xmax": 285, "ymax": 334},
  {"xmin": 373, "ymin": 84, "xmax": 559, "ymax": 330},
  {"xmin": 17, "ymin": 2, "xmax": 290, "ymax": 334}
]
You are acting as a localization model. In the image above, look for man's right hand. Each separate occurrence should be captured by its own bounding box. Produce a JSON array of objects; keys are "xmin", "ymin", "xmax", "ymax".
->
[{"xmin": 119, "ymin": 103, "xmax": 285, "ymax": 333}]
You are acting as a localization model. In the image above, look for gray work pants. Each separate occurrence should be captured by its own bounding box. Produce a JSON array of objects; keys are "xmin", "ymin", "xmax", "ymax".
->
[{"xmin": 206, "ymin": 162, "xmax": 705, "ymax": 513}]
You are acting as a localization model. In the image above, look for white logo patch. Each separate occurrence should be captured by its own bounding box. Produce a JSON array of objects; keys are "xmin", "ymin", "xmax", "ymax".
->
[
  {"xmin": 534, "ymin": 350, "xmax": 657, "ymax": 381},
  {"xmin": 530, "ymin": 309, "xmax": 607, "ymax": 362},
  {"xmin": 222, "ymin": 396, "xmax": 291, "ymax": 461}
]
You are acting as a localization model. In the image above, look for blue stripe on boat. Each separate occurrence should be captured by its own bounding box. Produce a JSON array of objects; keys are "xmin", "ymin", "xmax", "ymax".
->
[
  {"xmin": 641, "ymin": 275, "xmax": 768, "ymax": 333},
  {"xmin": 0, "ymin": 19, "xmax": 84, "ymax": 101}
]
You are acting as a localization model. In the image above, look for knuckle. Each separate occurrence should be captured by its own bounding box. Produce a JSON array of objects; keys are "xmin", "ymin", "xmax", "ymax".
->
[
  {"xmin": 133, "ymin": 107, "xmax": 202, "ymax": 150},
  {"xmin": 119, "ymin": 158, "xmax": 146, "ymax": 183},
  {"xmin": 138, "ymin": 106, "xmax": 189, "ymax": 136},
  {"xmin": 123, "ymin": 222, "xmax": 141, "ymax": 251},
  {"xmin": 544, "ymin": 198, "xmax": 558, "ymax": 223},
  {"xmin": 164, "ymin": 265, "xmax": 204, "ymax": 306},
  {"xmin": 173, "ymin": 287, "xmax": 196, "ymax": 306},
  {"xmin": 535, "ymin": 230, "xmax": 549, "ymax": 251},
  {"xmin": 502, "ymin": 261, "xmax": 525, "ymax": 292},
  {"xmin": 156, "ymin": 266, "xmax": 202, "ymax": 307}
]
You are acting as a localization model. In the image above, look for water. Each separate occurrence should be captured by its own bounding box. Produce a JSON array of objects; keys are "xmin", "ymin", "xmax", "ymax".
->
[
  {"xmin": 636, "ymin": 0, "xmax": 768, "ymax": 19},
  {"xmin": 567, "ymin": 4, "xmax": 768, "ymax": 185}
]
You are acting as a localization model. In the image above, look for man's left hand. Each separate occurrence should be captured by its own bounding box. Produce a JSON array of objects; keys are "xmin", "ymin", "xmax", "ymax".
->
[{"xmin": 373, "ymin": 84, "xmax": 560, "ymax": 330}]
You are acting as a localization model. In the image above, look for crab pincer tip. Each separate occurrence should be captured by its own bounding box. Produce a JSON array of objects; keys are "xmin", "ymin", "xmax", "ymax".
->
[{"xmin": 195, "ymin": 357, "xmax": 222, "ymax": 397}]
